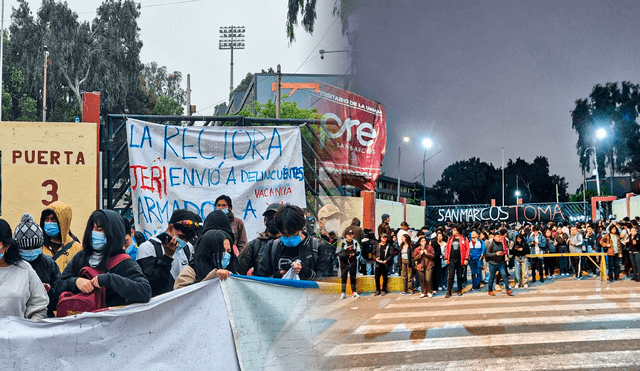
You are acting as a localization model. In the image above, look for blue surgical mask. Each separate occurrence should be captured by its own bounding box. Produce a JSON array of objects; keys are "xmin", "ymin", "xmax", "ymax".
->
[
  {"xmin": 175, "ymin": 237, "xmax": 187, "ymax": 252},
  {"xmin": 281, "ymin": 234, "xmax": 302, "ymax": 247},
  {"xmin": 125, "ymin": 242, "xmax": 137, "ymax": 255},
  {"xmin": 19, "ymin": 248, "xmax": 42, "ymax": 262},
  {"xmin": 44, "ymin": 222, "xmax": 60, "ymax": 237},
  {"xmin": 221, "ymin": 251, "xmax": 231, "ymax": 268},
  {"xmin": 92, "ymin": 231, "xmax": 107, "ymax": 251},
  {"xmin": 220, "ymin": 208, "xmax": 229, "ymax": 215}
]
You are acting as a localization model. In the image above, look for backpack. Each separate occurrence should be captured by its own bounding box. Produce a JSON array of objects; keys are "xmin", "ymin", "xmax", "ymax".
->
[
  {"xmin": 271, "ymin": 237, "xmax": 320, "ymax": 273},
  {"xmin": 56, "ymin": 254, "xmax": 131, "ymax": 317}
]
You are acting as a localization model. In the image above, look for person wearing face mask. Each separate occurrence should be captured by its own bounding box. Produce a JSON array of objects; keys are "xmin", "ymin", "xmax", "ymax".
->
[
  {"xmin": 55, "ymin": 210, "xmax": 151, "ymax": 307},
  {"xmin": 13, "ymin": 213, "xmax": 60, "ymax": 317},
  {"xmin": 215, "ymin": 195, "xmax": 248, "ymax": 253},
  {"xmin": 0, "ymin": 218, "xmax": 49, "ymax": 320},
  {"xmin": 39, "ymin": 201, "xmax": 83, "ymax": 273},
  {"xmin": 121, "ymin": 216, "xmax": 138, "ymax": 260},
  {"xmin": 136, "ymin": 209, "xmax": 200, "ymax": 297},
  {"xmin": 238, "ymin": 204, "xmax": 282, "ymax": 275},
  {"xmin": 174, "ymin": 228, "xmax": 236, "ymax": 289},
  {"xmin": 257, "ymin": 204, "xmax": 333, "ymax": 280}
]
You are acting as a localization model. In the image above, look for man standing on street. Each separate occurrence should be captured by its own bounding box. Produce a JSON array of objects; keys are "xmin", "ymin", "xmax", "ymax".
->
[
  {"xmin": 485, "ymin": 229, "xmax": 513, "ymax": 296},
  {"xmin": 374, "ymin": 233, "xmax": 392, "ymax": 296}
]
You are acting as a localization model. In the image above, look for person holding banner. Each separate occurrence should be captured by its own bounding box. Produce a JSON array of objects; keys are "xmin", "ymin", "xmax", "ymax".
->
[
  {"xmin": 13, "ymin": 213, "xmax": 60, "ymax": 317},
  {"xmin": 257, "ymin": 205, "xmax": 333, "ymax": 281},
  {"xmin": 137, "ymin": 210, "xmax": 200, "ymax": 296},
  {"xmin": 56, "ymin": 210, "xmax": 151, "ymax": 307},
  {"xmin": 174, "ymin": 212, "xmax": 237, "ymax": 289},
  {"xmin": 39, "ymin": 201, "xmax": 83, "ymax": 273},
  {"xmin": 0, "ymin": 218, "xmax": 49, "ymax": 320},
  {"xmin": 215, "ymin": 195, "xmax": 248, "ymax": 253},
  {"xmin": 239, "ymin": 203, "xmax": 282, "ymax": 276}
]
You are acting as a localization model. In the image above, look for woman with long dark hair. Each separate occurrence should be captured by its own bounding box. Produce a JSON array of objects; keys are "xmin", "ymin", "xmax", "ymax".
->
[
  {"xmin": 399, "ymin": 233, "xmax": 414, "ymax": 295},
  {"xmin": 413, "ymin": 236, "xmax": 435, "ymax": 298},
  {"xmin": 55, "ymin": 210, "xmax": 151, "ymax": 306},
  {"xmin": 0, "ymin": 218, "xmax": 49, "ymax": 319},
  {"xmin": 601, "ymin": 225, "xmax": 623, "ymax": 281},
  {"xmin": 174, "ymin": 210, "xmax": 238, "ymax": 288}
]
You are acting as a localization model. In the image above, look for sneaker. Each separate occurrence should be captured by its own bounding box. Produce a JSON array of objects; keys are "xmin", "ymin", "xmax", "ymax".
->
[
  {"xmin": 339, "ymin": 293, "xmax": 346, "ymax": 300},
  {"xmin": 457, "ymin": 291, "xmax": 463, "ymax": 296},
  {"xmin": 382, "ymin": 291, "xmax": 387, "ymax": 296},
  {"xmin": 420, "ymin": 293, "xmax": 426, "ymax": 298},
  {"xmin": 495, "ymin": 285, "xmax": 502, "ymax": 291},
  {"xmin": 352, "ymin": 292, "xmax": 360, "ymax": 298},
  {"xmin": 401, "ymin": 291, "xmax": 406, "ymax": 295},
  {"xmin": 445, "ymin": 292, "xmax": 451, "ymax": 298},
  {"xmin": 507, "ymin": 290, "xmax": 514, "ymax": 296},
  {"xmin": 374, "ymin": 291, "xmax": 381, "ymax": 296},
  {"xmin": 432, "ymin": 290, "xmax": 437, "ymax": 295},
  {"xmin": 523, "ymin": 283, "xmax": 529, "ymax": 288},
  {"xmin": 488, "ymin": 291, "xmax": 495, "ymax": 296},
  {"xmin": 409, "ymin": 291, "xmax": 414, "ymax": 295},
  {"xmin": 427, "ymin": 293, "xmax": 433, "ymax": 298},
  {"xmin": 514, "ymin": 284, "xmax": 520, "ymax": 289}
]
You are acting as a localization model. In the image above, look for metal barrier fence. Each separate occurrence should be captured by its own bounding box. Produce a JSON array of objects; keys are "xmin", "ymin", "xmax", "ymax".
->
[{"xmin": 527, "ymin": 253, "xmax": 607, "ymax": 282}]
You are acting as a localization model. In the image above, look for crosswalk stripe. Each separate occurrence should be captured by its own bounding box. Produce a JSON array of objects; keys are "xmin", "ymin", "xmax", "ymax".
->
[
  {"xmin": 372, "ymin": 301, "xmax": 640, "ymax": 319},
  {"xmin": 324, "ymin": 328, "xmax": 640, "ymax": 357},
  {"xmin": 335, "ymin": 350, "xmax": 640, "ymax": 370},
  {"xmin": 353, "ymin": 312, "xmax": 640, "ymax": 334},
  {"xmin": 383, "ymin": 293, "xmax": 640, "ymax": 309}
]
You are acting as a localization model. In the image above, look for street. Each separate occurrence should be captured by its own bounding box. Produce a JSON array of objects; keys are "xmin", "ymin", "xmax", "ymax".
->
[{"xmin": 317, "ymin": 276, "xmax": 640, "ymax": 370}]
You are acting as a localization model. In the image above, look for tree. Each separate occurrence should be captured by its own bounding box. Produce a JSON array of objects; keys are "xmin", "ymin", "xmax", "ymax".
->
[
  {"xmin": 141, "ymin": 62, "xmax": 185, "ymax": 105},
  {"xmin": 571, "ymin": 82, "xmax": 640, "ymax": 180},
  {"xmin": 434, "ymin": 157, "xmax": 501, "ymax": 204},
  {"xmin": 286, "ymin": 0, "xmax": 355, "ymax": 43}
]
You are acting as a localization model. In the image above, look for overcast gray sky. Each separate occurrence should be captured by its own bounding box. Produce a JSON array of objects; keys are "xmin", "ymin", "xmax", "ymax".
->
[
  {"xmin": 5, "ymin": 0, "xmax": 350, "ymax": 115},
  {"xmin": 351, "ymin": 0, "xmax": 640, "ymax": 196}
]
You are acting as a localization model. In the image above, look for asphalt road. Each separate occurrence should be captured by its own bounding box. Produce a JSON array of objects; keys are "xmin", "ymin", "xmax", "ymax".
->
[{"xmin": 316, "ymin": 275, "xmax": 640, "ymax": 370}]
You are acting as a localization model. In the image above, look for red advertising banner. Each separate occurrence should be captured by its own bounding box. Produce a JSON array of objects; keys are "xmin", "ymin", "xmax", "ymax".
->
[{"xmin": 313, "ymin": 86, "xmax": 386, "ymax": 191}]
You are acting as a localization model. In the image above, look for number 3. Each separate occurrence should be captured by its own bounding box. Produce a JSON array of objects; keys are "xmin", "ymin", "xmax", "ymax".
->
[{"xmin": 42, "ymin": 179, "xmax": 59, "ymax": 206}]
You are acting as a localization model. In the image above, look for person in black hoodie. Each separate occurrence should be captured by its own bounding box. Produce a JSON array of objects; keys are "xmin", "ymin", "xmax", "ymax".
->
[
  {"xmin": 13, "ymin": 213, "xmax": 60, "ymax": 317},
  {"xmin": 257, "ymin": 205, "xmax": 332, "ymax": 280},
  {"xmin": 55, "ymin": 210, "xmax": 151, "ymax": 307},
  {"xmin": 194, "ymin": 210, "xmax": 239, "ymax": 272},
  {"xmin": 238, "ymin": 203, "xmax": 282, "ymax": 275}
]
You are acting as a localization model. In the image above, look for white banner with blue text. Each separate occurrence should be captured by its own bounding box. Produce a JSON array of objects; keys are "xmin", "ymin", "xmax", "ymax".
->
[{"xmin": 126, "ymin": 119, "xmax": 305, "ymax": 238}]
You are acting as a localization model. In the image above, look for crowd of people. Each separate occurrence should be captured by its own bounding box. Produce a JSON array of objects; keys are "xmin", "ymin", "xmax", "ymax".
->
[{"xmin": 1, "ymin": 196, "xmax": 639, "ymax": 320}]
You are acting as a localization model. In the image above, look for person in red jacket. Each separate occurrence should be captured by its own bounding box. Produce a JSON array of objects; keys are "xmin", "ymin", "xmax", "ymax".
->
[{"xmin": 444, "ymin": 225, "xmax": 470, "ymax": 297}]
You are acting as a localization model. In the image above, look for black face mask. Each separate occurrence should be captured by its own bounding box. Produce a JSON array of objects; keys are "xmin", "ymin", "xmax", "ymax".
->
[{"xmin": 266, "ymin": 217, "xmax": 279, "ymax": 235}]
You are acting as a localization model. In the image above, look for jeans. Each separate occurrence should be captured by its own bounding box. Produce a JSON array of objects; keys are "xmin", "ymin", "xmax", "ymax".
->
[
  {"xmin": 365, "ymin": 261, "xmax": 374, "ymax": 275},
  {"xmin": 417, "ymin": 268, "xmax": 433, "ymax": 294},
  {"xmin": 447, "ymin": 260, "xmax": 464, "ymax": 293},
  {"xmin": 375, "ymin": 263, "xmax": 389, "ymax": 292},
  {"xmin": 389, "ymin": 255, "xmax": 399, "ymax": 275},
  {"xmin": 514, "ymin": 256, "xmax": 529, "ymax": 286},
  {"xmin": 488, "ymin": 262, "xmax": 511, "ymax": 292},
  {"xmin": 608, "ymin": 254, "xmax": 621, "ymax": 279},
  {"xmin": 558, "ymin": 245, "xmax": 570, "ymax": 273},
  {"xmin": 401, "ymin": 261, "xmax": 414, "ymax": 292},
  {"xmin": 530, "ymin": 257, "xmax": 544, "ymax": 282},
  {"xmin": 469, "ymin": 259, "xmax": 483, "ymax": 289}
]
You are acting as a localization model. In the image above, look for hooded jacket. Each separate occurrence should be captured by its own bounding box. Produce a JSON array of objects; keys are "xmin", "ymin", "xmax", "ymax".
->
[
  {"xmin": 227, "ymin": 210, "xmax": 248, "ymax": 252},
  {"xmin": 342, "ymin": 218, "xmax": 364, "ymax": 242},
  {"xmin": 40, "ymin": 201, "xmax": 83, "ymax": 273},
  {"xmin": 257, "ymin": 232, "xmax": 333, "ymax": 280},
  {"xmin": 56, "ymin": 209, "xmax": 151, "ymax": 307},
  {"xmin": 238, "ymin": 231, "xmax": 278, "ymax": 275}
]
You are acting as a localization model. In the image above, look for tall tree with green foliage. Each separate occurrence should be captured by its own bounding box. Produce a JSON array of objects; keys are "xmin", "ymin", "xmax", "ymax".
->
[
  {"xmin": 286, "ymin": 0, "xmax": 356, "ymax": 43},
  {"xmin": 571, "ymin": 82, "xmax": 640, "ymax": 180}
]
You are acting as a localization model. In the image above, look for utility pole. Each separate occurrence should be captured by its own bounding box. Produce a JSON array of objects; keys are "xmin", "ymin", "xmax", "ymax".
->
[
  {"xmin": 186, "ymin": 74, "xmax": 191, "ymax": 115},
  {"xmin": 501, "ymin": 147, "xmax": 505, "ymax": 206},
  {"xmin": 276, "ymin": 64, "xmax": 281, "ymax": 118},
  {"xmin": 219, "ymin": 26, "xmax": 245, "ymax": 96},
  {"xmin": 0, "ymin": 0, "xmax": 5, "ymax": 121},
  {"xmin": 42, "ymin": 48, "xmax": 50, "ymax": 122}
]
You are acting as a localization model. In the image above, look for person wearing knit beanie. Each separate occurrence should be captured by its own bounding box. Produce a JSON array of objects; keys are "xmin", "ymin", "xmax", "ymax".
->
[{"xmin": 13, "ymin": 213, "xmax": 60, "ymax": 317}]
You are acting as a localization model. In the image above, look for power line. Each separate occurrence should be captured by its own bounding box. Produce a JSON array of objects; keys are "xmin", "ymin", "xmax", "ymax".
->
[{"xmin": 292, "ymin": 16, "xmax": 339, "ymax": 75}]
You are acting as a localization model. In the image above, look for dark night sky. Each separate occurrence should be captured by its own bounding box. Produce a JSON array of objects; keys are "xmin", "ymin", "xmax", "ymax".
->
[{"xmin": 351, "ymin": 0, "xmax": 640, "ymax": 198}]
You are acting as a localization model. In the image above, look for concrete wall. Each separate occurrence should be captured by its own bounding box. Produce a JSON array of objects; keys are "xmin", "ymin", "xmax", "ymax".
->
[
  {"xmin": 631, "ymin": 195, "xmax": 640, "ymax": 219},
  {"xmin": 406, "ymin": 204, "xmax": 426, "ymax": 229},
  {"xmin": 319, "ymin": 196, "xmax": 364, "ymax": 234},
  {"xmin": 375, "ymin": 199, "xmax": 404, "ymax": 230},
  {"xmin": 612, "ymin": 199, "xmax": 628, "ymax": 220}
]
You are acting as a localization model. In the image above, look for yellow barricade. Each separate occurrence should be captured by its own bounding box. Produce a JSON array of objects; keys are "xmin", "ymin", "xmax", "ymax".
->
[{"xmin": 526, "ymin": 253, "xmax": 607, "ymax": 282}]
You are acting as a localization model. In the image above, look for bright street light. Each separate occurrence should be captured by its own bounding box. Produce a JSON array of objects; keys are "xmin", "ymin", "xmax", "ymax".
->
[
  {"xmin": 596, "ymin": 128, "xmax": 607, "ymax": 140},
  {"xmin": 422, "ymin": 138, "xmax": 433, "ymax": 149},
  {"xmin": 403, "ymin": 137, "xmax": 410, "ymax": 142},
  {"xmin": 515, "ymin": 190, "xmax": 521, "ymax": 197}
]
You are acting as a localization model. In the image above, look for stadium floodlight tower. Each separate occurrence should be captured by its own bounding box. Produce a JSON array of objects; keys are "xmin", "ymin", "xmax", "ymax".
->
[{"xmin": 219, "ymin": 26, "xmax": 246, "ymax": 95}]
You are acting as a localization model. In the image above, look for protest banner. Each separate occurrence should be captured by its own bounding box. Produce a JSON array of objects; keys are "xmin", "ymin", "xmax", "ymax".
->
[
  {"xmin": 0, "ymin": 277, "xmax": 338, "ymax": 371},
  {"xmin": 426, "ymin": 203, "xmax": 574, "ymax": 225},
  {"xmin": 126, "ymin": 119, "xmax": 305, "ymax": 238}
]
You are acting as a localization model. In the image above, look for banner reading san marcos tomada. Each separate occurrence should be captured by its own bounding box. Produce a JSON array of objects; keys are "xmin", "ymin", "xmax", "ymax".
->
[{"xmin": 126, "ymin": 119, "xmax": 305, "ymax": 238}]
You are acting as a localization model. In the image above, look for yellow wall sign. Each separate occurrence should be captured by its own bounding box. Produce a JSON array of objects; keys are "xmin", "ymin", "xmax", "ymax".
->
[{"xmin": 0, "ymin": 122, "xmax": 99, "ymax": 238}]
